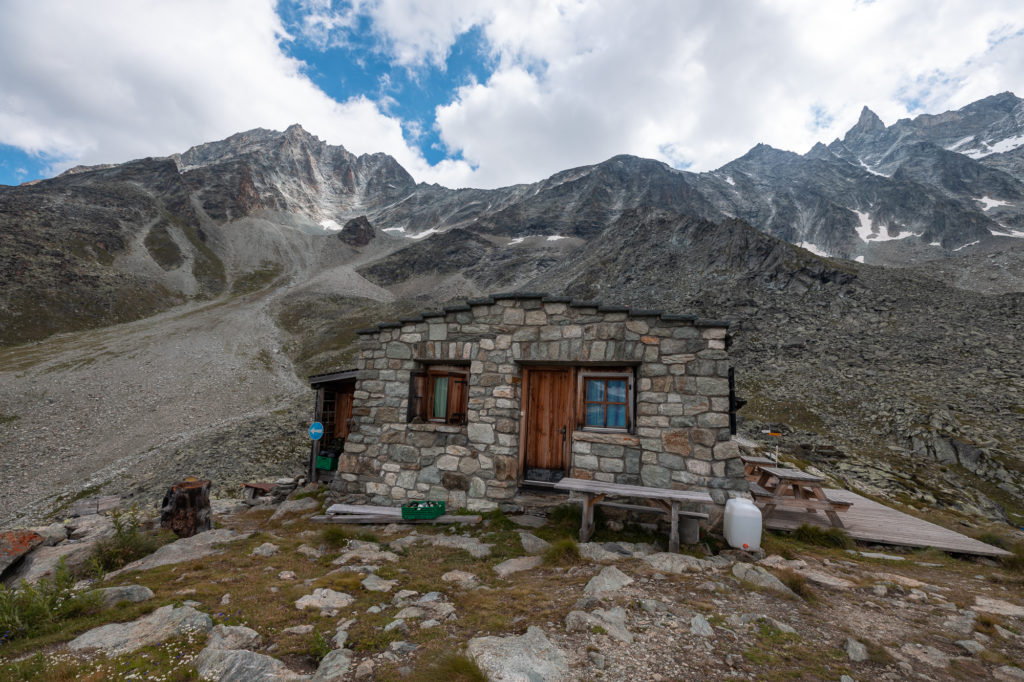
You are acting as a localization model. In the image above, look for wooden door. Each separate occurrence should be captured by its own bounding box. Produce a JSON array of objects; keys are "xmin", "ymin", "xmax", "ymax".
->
[{"xmin": 524, "ymin": 368, "xmax": 573, "ymax": 472}]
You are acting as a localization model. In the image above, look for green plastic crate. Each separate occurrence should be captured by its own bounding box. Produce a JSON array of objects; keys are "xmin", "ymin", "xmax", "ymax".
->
[
  {"xmin": 315, "ymin": 454, "xmax": 339, "ymax": 471},
  {"xmin": 401, "ymin": 500, "xmax": 446, "ymax": 520}
]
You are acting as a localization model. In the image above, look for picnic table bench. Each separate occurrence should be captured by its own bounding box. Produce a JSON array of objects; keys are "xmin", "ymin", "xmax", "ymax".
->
[
  {"xmin": 553, "ymin": 478, "xmax": 713, "ymax": 552},
  {"xmin": 750, "ymin": 466, "xmax": 852, "ymax": 528}
]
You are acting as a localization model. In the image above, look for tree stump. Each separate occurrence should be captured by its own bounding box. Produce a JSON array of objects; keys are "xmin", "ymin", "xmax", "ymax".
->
[{"xmin": 160, "ymin": 477, "xmax": 212, "ymax": 538}]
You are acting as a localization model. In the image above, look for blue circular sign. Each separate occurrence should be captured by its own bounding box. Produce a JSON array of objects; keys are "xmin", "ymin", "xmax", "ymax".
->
[{"xmin": 309, "ymin": 422, "xmax": 324, "ymax": 440}]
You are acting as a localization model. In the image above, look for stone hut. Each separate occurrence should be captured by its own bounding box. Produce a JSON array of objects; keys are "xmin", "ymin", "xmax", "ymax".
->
[{"xmin": 329, "ymin": 293, "xmax": 746, "ymax": 515}]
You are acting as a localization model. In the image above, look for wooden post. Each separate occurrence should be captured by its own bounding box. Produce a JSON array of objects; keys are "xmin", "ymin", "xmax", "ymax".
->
[
  {"xmin": 160, "ymin": 478, "xmax": 212, "ymax": 538},
  {"xmin": 669, "ymin": 500, "xmax": 680, "ymax": 553}
]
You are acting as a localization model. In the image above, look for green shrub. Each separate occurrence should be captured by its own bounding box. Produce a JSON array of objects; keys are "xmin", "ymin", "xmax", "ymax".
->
[
  {"xmin": 406, "ymin": 653, "xmax": 487, "ymax": 682},
  {"xmin": 542, "ymin": 538, "xmax": 582, "ymax": 566},
  {"xmin": 791, "ymin": 524, "xmax": 854, "ymax": 549},
  {"xmin": 87, "ymin": 506, "xmax": 174, "ymax": 577},
  {"xmin": 776, "ymin": 567, "xmax": 815, "ymax": 601},
  {"xmin": 0, "ymin": 560, "xmax": 100, "ymax": 645},
  {"xmin": 309, "ymin": 631, "xmax": 331, "ymax": 662},
  {"xmin": 319, "ymin": 526, "xmax": 350, "ymax": 550}
]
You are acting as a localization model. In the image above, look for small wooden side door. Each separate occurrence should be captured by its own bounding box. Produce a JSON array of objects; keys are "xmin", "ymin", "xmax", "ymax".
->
[{"xmin": 524, "ymin": 368, "xmax": 573, "ymax": 473}]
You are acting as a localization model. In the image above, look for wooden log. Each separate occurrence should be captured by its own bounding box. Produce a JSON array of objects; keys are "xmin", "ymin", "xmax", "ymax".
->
[{"xmin": 160, "ymin": 478, "xmax": 212, "ymax": 538}]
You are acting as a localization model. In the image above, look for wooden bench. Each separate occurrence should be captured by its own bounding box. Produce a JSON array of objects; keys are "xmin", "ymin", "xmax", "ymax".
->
[
  {"xmin": 752, "ymin": 466, "xmax": 852, "ymax": 527},
  {"xmin": 553, "ymin": 478, "xmax": 713, "ymax": 552}
]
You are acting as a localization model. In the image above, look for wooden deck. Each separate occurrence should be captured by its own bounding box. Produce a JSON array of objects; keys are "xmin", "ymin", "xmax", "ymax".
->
[{"xmin": 761, "ymin": 488, "xmax": 1012, "ymax": 558}]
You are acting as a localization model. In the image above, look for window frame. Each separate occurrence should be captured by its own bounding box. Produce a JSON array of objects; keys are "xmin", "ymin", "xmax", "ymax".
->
[
  {"xmin": 576, "ymin": 368, "xmax": 635, "ymax": 433},
  {"xmin": 409, "ymin": 363, "xmax": 469, "ymax": 426}
]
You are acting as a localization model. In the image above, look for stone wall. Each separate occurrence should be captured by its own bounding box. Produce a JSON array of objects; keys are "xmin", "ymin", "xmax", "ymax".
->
[{"xmin": 331, "ymin": 293, "xmax": 747, "ymax": 512}]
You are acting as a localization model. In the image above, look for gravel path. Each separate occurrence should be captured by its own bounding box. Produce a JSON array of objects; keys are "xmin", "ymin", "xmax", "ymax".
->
[{"xmin": 0, "ymin": 285, "xmax": 307, "ymax": 526}]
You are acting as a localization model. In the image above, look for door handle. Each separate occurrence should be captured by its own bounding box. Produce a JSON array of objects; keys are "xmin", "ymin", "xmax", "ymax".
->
[{"xmin": 559, "ymin": 426, "xmax": 567, "ymax": 442}]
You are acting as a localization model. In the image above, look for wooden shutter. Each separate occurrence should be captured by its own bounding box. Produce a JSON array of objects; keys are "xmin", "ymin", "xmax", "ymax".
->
[
  {"xmin": 447, "ymin": 372, "xmax": 468, "ymax": 424},
  {"xmin": 408, "ymin": 371, "xmax": 427, "ymax": 422}
]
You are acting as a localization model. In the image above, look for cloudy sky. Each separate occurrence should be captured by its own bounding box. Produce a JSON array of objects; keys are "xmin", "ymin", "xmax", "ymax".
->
[{"xmin": 1, "ymin": 0, "xmax": 1022, "ymax": 189}]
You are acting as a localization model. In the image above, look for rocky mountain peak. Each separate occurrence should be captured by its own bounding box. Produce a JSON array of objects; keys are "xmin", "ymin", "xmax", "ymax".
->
[{"xmin": 848, "ymin": 106, "xmax": 886, "ymax": 137}]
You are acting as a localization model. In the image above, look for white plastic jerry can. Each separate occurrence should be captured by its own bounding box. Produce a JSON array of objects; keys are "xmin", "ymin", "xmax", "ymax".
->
[{"xmin": 724, "ymin": 497, "xmax": 762, "ymax": 551}]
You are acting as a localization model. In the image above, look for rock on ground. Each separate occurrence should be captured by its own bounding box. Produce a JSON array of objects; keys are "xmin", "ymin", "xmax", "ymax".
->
[
  {"xmin": 440, "ymin": 570, "xmax": 479, "ymax": 589},
  {"xmin": 194, "ymin": 647, "xmax": 308, "ymax": 681},
  {"xmin": 91, "ymin": 584, "xmax": 154, "ymax": 608},
  {"xmin": 467, "ymin": 626, "xmax": 568, "ymax": 681},
  {"xmin": 295, "ymin": 588, "xmax": 355, "ymax": 612},
  {"xmin": 251, "ymin": 542, "xmax": 280, "ymax": 557},
  {"xmin": 643, "ymin": 552, "xmax": 713, "ymax": 574},
  {"xmin": 67, "ymin": 605, "xmax": 212, "ymax": 656},
  {"xmin": 389, "ymin": 534, "xmax": 493, "ymax": 558},
  {"xmin": 312, "ymin": 648, "xmax": 354, "ymax": 681},
  {"xmin": 270, "ymin": 497, "xmax": 320, "ymax": 521},
  {"xmin": 106, "ymin": 529, "xmax": 251, "ymax": 578},
  {"xmin": 518, "ymin": 531, "xmax": 551, "ymax": 554},
  {"xmin": 207, "ymin": 624, "xmax": 263, "ymax": 650},
  {"xmin": 583, "ymin": 565, "xmax": 634, "ymax": 594},
  {"xmin": 565, "ymin": 607, "xmax": 633, "ymax": 643},
  {"xmin": 731, "ymin": 562, "xmax": 798, "ymax": 598},
  {"xmin": 493, "ymin": 555, "xmax": 543, "ymax": 578},
  {"xmin": 361, "ymin": 574, "xmax": 398, "ymax": 592}
]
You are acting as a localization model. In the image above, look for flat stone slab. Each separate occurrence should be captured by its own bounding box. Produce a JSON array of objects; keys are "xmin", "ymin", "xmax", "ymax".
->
[
  {"xmin": 194, "ymin": 647, "xmax": 308, "ymax": 681},
  {"xmin": 68, "ymin": 605, "xmax": 212, "ymax": 656},
  {"xmin": 796, "ymin": 568, "xmax": 855, "ymax": 590},
  {"xmin": 643, "ymin": 552, "xmax": 713, "ymax": 574},
  {"xmin": 333, "ymin": 542, "xmax": 399, "ymax": 565},
  {"xmin": 467, "ymin": 626, "xmax": 568, "ymax": 681},
  {"xmin": 494, "ymin": 555, "xmax": 543, "ymax": 578},
  {"xmin": 107, "ymin": 529, "xmax": 251, "ymax": 578},
  {"xmin": 974, "ymin": 596, "xmax": 1024, "ymax": 617},
  {"xmin": 313, "ymin": 648, "xmax": 354, "ymax": 681},
  {"xmin": 509, "ymin": 515, "xmax": 547, "ymax": 528},
  {"xmin": 390, "ymin": 534, "xmax": 493, "ymax": 558}
]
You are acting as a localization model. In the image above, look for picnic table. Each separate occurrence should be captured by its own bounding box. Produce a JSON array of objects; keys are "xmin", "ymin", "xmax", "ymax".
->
[
  {"xmin": 553, "ymin": 478, "xmax": 713, "ymax": 552},
  {"xmin": 749, "ymin": 466, "xmax": 852, "ymax": 528},
  {"xmin": 740, "ymin": 455, "xmax": 776, "ymax": 480}
]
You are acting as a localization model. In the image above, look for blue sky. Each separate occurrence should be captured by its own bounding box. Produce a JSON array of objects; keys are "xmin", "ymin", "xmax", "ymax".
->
[{"xmin": 1, "ymin": 0, "xmax": 1022, "ymax": 189}]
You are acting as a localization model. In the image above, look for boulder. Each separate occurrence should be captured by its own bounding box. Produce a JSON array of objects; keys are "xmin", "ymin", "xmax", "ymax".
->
[
  {"xmin": 467, "ymin": 626, "xmax": 568, "ymax": 681},
  {"xmin": 207, "ymin": 624, "xmax": 262, "ymax": 650},
  {"xmin": 270, "ymin": 497, "xmax": 320, "ymax": 521},
  {"xmin": 295, "ymin": 588, "xmax": 355, "ymax": 612},
  {"xmin": 91, "ymin": 584, "xmax": 154, "ymax": 608},
  {"xmin": 583, "ymin": 566, "xmax": 633, "ymax": 594},
  {"xmin": 518, "ymin": 532, "xmax": 551, "ymax": 554},
  {"xmin": 493, "ymin": 555, "xmax": 543, "ymax": 578},
  {"xmin": 732, "ymin": 562, "xmax": 798, "ymax": 598},
  {"xmin": 312, "ymin": 648, "xmax": 354, "ymax": 681},
  {"xmin": 68, "ymin": 605, "xmax": 212, "ymax": 656},
  {"xmin": 440, "ymin": 570, "xmax": 479, "ymax": 589},
  {"xmin": 194, "ymin": 647, "xmax": 308, "ymax": 681},
  {"xmin": 106, "ymin": 528, "xmax": 250, "ymax": 578},
  {"xmin": 361, "ymin": 574, "xmax": 398, "ymax": 592},
  {"xmin": 251, "ymin": 542, "xmax": 280, "ymax": 557},
  {"xmin": 0, "ymin": 530, "xmax": 46, "ymax": 579},
  {"xmin": 565, "ymin": 607, "xmax": 633, "ymax": 643}
]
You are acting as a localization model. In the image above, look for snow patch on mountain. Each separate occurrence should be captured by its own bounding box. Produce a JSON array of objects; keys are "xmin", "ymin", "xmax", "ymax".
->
[
  {"xmin": 854, "ymin": 210, "xmax": 875, "ymax": 242},
  {"xmin": 725, "ymin": 175, "xmax": 736, "ymax": 186},
  {"xmin": 976, "ymin": 196, "xmax": 1011, "ymax": 211},
  {"xmin": 963, "ymin": 133, "xmax": 1024, "ymax": 159},
  {"xmin": 954, "ymin": 240, "xmax": 981, "ymax": 251},
  {"xmin": 858, "ymin": 160, "xmax": 888, "ymax": 177},
  {"xmin": 797, "ymin": 242, "xmax": 828, "ymax": 257},
  {"xmin": 319, "ymin": 219, "xmax": 342, "ymax": 231}
]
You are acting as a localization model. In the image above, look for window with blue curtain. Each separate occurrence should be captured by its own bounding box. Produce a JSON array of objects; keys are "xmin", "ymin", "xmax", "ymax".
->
[{"xmin": 583, "ymin": 375, "xmax": 630, "ymax": 429}]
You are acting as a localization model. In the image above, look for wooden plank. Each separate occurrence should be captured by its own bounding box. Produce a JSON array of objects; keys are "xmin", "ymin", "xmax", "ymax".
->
[
  {"xmin": 763, "ymin": 489, "xmax": 1012, "ymax": 558},
  {"xmin": 327, "ymin": 503, "xmax": 403, "ymax": 516},
  {"xmin": 554, "ymin": 478, "xmax": 713, "ymax": 504},
  {"xmin": 758, "ymin": 466, "xmax": 824, "ymax": 482},
  {"xmin": 311, "ymin": 514, "xmax": 481, "ymax": 525},
  {"xmin": 589, "ymin": 500, "xmax": 709, "ymax": 519}
]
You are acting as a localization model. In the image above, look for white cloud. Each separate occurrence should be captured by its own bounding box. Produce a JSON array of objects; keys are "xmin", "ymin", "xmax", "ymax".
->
[
  {"xmin": 1, "ymin": 0, "xmax": 1022, "ymax": 190},
  {"xmin": 366, "ymin": 0, "xmax": 1024, "ymax": 186},
  {"xmin": 0, "ymin": 0, "xmax": 475, "ymax": 186}
]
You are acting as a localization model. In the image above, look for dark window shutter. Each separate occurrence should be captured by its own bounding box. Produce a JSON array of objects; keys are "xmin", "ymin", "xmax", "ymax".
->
[
  {"xmin": 448, "ymin": 373, "xmax": 468, "ymax": 424},
  {"xmin": 408, "ymin": 371, "xmax": 427, "ymax": 422}
]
